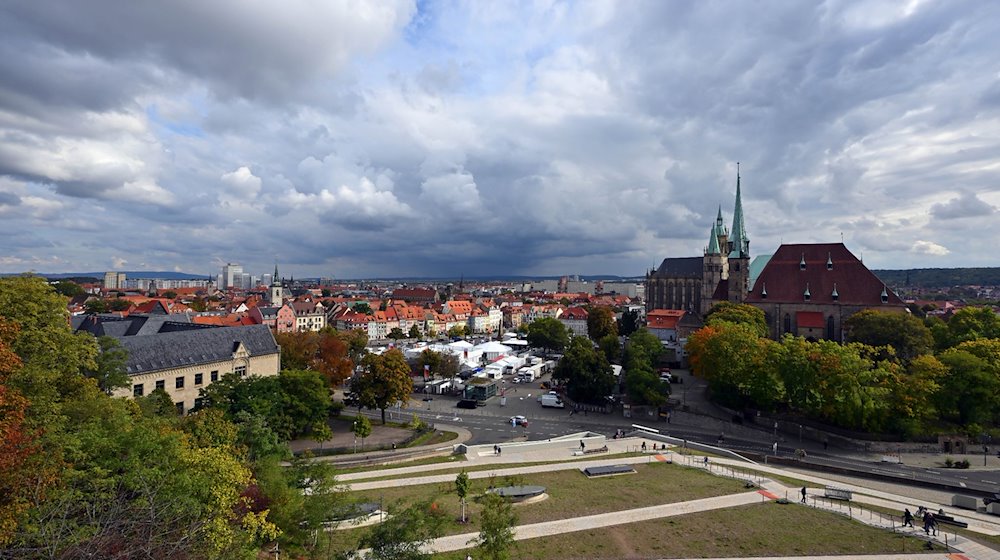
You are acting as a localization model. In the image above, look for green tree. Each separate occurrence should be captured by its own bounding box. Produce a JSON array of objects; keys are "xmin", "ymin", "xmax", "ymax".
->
[
  {"xmin": 617, "ymin": 309, "xmax": 641, "ymax": 337},
  {"xmin": 388, "ymin": 327, "xmax": 405, "ymax": 340},
  {"xmin": 53, "ymin": 280, "xmax": 83, "ymax": 297},
  {"xmin": 357, "ymin": 500, "xmax": 445, "ymax": 560},
  {"xmin": 355, "ymin": 349, "xmax": 413, "ymax": 424},
  {"xmin": 408, "ymin": 324, "xmax": 421, "ymax": 339},
  {"xmin": 455, "ymin": 471, "xmax": 471, "ymax": 523},
  {"xmin": 447, "ymin": 324, "xmax": 466, "ymax": 338},
  {"xmin": 278, "ymin": 369, "xmax": 332, "ymax": 438},
  {"xmin": 82, "ymin": 335, "xmax": 129, "ymax": 393},
  {"xmin": 354, "ymin": 302, "xmax": 373, "ymax": 315},
  {"xmin": 473, "ymin": 492, "xmax": 517, "ymax": 560},
  {"xmin": 107, "ymin": 298, "xmax": 132, "ymax": 311},
  {"xmin": 526, "ymin": 317, "xmax": 569, "ymax": 353},
  {"xmin": 705, "ymin": 302, "xmax": 768, "ymax": 338},
  {"xmin": 598, "ymin": 333, "xmax": 621, "ymax": 364},
  {"xmin": 553, "ymin": 337, "xmax": 615, "ymax": 404},
  {"xmin": 935, "ymin": 348, "xmax": 998, "ymax": 425},
  {"xmin": 946, "ymin": 306, "xmax": 1000, "ymax": 346},
  {"xmin": 353, "ymin": 414, "xmax": 372, "ymax": 450},
  {"xmin": 586, "ymin": 306, "xmax": 617, "ymax": 341},
  {"xmin": 844, "ymin": 309, "xmax": 933, "ymax": 362},
  {"xmin": 161, "ymin": 290, "xmax": 178, "ymax": 299},
  {"xmin": 84, "ymin": 299, "xmax": 108, "ymax": 314}
]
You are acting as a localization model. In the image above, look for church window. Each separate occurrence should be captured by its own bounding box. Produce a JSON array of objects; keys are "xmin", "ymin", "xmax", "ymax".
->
[
  {"xmin": 826, "ymin": 253, "xmax": 833, "ymax": 270},
  {"xmin": 880, "ymin": 286, "xmax": 889, "ymax": 304},
  {"xmin": 783, "ymin": 313, "xmax": 791, "ymax": 333},
  {"xmin": 799, "ymin": 254, "xmax": 806, "ymax": 270},
  {"xmin": 826, "ymin": 316, "xmax": 835, "ymax": 340}
]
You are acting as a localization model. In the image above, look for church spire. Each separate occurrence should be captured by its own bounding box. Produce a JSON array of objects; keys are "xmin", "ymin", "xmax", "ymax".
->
[
  {"xmin": 272, "ymin": 263, "xmax": 280, "ymax": 286},
  {"xmin": 706, "ymin": 222, "xmax": 721, "ymax": 255},
  {"xmin": 729, "ymin": 163, "xmax": 749, "ymax": 258}
]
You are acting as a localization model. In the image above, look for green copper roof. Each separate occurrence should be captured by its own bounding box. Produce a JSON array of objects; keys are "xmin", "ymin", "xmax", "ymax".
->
[
  {"xmin": 730, "ymin": 167, "xmax": 749, "ymax": 257},
  {"xmin": 706, "ymin": 222, "xmax": 721, "ymax": 255}
]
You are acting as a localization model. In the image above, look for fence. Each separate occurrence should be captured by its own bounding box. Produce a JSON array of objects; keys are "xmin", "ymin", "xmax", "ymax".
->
[{"xmin": 802, "ymin": 495, "xmax": 959, "ymax": 552}]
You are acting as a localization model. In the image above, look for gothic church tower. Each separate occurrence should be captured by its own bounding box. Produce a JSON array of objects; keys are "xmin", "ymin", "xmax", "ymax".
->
[
  {"xmin": 269, "ymin": 264, "xmax": 284, "ymax": 305},
  {"xmin": 726, "ymin": 167, "xmax": 751, "ymax": 303}
]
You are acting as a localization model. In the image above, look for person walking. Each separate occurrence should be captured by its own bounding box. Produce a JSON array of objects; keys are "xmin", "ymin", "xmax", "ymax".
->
[
  {"xmin": 772, "ymin": 441, "xmax": 778, "ymax": 455},
  {"xmin": 641, "ymin": 441, "xmax": 647, "ymax": 452},
  {"xmin": 922, "ymin": 510, "xmax": 932, "ymax": 534},
  {"xmin": 929, "ymin": 512, "xmax": 938, "ymax": 536},
  {"xmin": 903, "ymin": 508, "xmax": 914, "ymax": 528},
  {"xmin": 800, "ymin": 487, "xmax": 807, "ymax": 503},
  {"xmin": 580, "ymin": 440, "xmax": 585, "ymax": 451}
]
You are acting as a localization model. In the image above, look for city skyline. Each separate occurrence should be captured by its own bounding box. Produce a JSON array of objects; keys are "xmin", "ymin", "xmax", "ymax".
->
[{"xmin": 2, "ymin": 1, "xmax": 1000, "ymax": 278}]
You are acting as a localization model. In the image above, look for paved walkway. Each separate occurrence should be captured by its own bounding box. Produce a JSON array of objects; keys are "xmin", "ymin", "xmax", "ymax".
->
[{"xmin": 342, "ymin": 437, "xmax": 1000, "ymax": 559}]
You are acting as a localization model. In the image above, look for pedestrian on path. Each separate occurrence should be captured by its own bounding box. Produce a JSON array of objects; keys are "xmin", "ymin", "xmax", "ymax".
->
[
  {"xmin": 580, "ymin": 440, "xmax": 585, "ymax": 451},
  {"xmin": 903, "ymin": 508, "xmax": 914, "ymax": 528},
  {"xmin": 800, "ymin": 487, "xmax": 807, "ymax": 503},
  {"xmin": 641, "ymin": 441, "xmax": 647, "ymax": 452},
  {"xmin": 922, "ymin": 511, "xmax": 932, "ymax": 534},
  {"xmin": 772, "ymin": 441, "xmax": 778, "ymax": 455},
  {"xmin": 929, "ymin": 513, "xmax": 938, "ymax": 536},
  {"xmin": 493, "ymin": 444, "xmax": 498, "ymax": 455},
  {"xmin": 703, "ymin": 456, "xmax": 709, "ymax": 466},
  {"xmin": 497, "ymin": 446, "xmax": 502, "ymax": 456}
]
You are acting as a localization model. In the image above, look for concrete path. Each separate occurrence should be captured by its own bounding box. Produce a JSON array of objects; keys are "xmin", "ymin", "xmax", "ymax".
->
[
  {"xmin": 343, "ymin": 437, "xmax": 1000, "ymax": 559},
  {"xmin": 425, "ymin": 490, "xmax": 770, "ymax": 554}
]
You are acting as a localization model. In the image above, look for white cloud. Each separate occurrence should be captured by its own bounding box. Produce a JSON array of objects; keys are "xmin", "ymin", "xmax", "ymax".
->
[{"xmin": 912, "ymin": 240, "xmax": 949, "ymax": 256}]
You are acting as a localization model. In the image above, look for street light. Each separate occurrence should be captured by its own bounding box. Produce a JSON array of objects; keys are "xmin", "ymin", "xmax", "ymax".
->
[{"xmin": 353, "ymin": 420, "xmax": 358, "ymax": 454}]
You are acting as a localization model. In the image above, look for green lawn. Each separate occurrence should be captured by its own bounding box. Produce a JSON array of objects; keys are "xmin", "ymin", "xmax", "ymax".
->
[
  {"xmin": 325, "ymin": 461, "xmax": 746, "ymax": 552},
  {"xmin": 433, "ymin": 501, "xmax": 944, "ymax": 559}
]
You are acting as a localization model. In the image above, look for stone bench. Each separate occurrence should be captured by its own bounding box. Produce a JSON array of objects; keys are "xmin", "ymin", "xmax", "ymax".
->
[
  {"xmin": 934, "ymin": 513, "xmax": 969, "ymax": 528},
  {"xmin": 951, "ymin": 494, "xmax": 979, "ymax": 510},
  {"xmin": 824, "ymin": 487, "xmax": 852, "ymax": 501}
]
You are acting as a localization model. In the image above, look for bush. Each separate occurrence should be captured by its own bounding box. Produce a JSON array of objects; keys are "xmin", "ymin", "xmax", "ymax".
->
[
  {"xmin": 956, "ymin": 459, "xmax": 971, "ymax": 469},
  {"xmin": 944, "ymin": 457, "xmax": 954, "ymax": 468}
]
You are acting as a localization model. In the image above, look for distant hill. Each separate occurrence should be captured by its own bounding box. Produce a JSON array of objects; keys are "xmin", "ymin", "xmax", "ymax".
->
[
  {"xmin": 873, "ymin": 268, "xmax": 1000, "ymax": 288},
  {"xmin": 17, "ymin": 271, "xmax": 210, "ymax": 281}
]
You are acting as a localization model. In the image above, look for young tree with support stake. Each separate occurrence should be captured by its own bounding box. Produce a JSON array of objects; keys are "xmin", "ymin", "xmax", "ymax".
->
[{"xmin": 455, "ymin": 471, "xmax": 471, "ymax": 523}]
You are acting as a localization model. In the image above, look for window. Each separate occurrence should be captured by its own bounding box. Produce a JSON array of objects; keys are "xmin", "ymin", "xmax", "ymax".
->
[
  {"xmin": 783, "ymin": 313, "xmax": 791, "ymax": 334},
  {"xmin": 155, "ymin": 379, "xmax": 165, "ymax": 391},
  {"xmin": 211, "ymin": 370, "xmax": 219, "ymax": 382},
  {"xmin": 175, "ymin": 376, "xmax": 185, "ymax": 389},
  {"xmin": 133, "ymin": 383, "xmax": 144, "ymax": 397},
  {"xmin": 175, "ymin": 402, "xmax": 184, "ymax": 414},
  {"xmin": 235, "ymin": 365, "xmax": 247, "ymax": 377},
  {"xmin": 827, "ymin": 316, "xmax": 836, "ymax": 340},
  {"xmin": 195, "ymin": 373, "xmax": 203, "ymax": 385}
]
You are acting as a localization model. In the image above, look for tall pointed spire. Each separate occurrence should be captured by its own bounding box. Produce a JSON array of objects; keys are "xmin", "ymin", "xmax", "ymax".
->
[
  {"xmin": 272, "ymin": 262, "xmax": 280, "ymax": 286},
  {"xmin": 729, "ymin": 162, "xmax": 749, "ymax": 258},
  {"xmin": 706, "ymin": 222, "xmax": 721, "ymax": 255}
]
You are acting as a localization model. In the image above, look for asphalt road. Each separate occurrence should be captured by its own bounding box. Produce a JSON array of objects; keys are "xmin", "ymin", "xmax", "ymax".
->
[{"xmin": 400, "ymin": 386, "xmax": 1000, "ymax": 497}]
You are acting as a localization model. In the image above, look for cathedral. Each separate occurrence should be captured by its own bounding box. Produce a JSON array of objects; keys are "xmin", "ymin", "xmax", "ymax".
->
[{"xmin": 645, "ymin": 171, "xmax": 750, "ymax": 316}]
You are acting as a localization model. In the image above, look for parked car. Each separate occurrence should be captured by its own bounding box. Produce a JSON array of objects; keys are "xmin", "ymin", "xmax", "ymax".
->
[{"xmin": 457, "ymin": 399, "xmax": 478, "ymax": 409}]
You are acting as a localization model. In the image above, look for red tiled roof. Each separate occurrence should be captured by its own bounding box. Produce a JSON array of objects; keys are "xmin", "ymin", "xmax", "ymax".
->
[
  {"xmin": 647, "ymin": 309, "xmax": 684, "ymax": 329},
  {"xmin": 796, "ymin": 311, "xmax": 824, "ymax": 328},
  {"xmin": 561, "ymin": 307, "xmax": 589, "ymax": 320},
  {"xmin": 745, "ymin": 243, "xmax": 904, "ymax": 306}
]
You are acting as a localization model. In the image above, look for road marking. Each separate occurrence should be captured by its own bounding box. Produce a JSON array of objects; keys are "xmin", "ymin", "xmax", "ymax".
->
[
  {"xmin": 981, "ymin": 479, "xmax": 994, "ymax": 483},
  {"xmin": 960, "ymin": 482, "xmax": 967, "ymax": 487},
  {"xmin": 925, "ymin": 470, "xmax": 940, "ymax": 474}
]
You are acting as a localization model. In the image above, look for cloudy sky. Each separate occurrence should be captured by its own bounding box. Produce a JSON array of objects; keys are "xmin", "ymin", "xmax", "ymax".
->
[{"xmin": 2, "ymin": 0, "xmax": 999, "ymax": 279}]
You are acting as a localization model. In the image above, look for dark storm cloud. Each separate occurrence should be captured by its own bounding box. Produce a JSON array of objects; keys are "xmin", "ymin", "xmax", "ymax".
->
[{"xmin": 930, "ymin": 192, "xmax": 997, "ymax": 220}]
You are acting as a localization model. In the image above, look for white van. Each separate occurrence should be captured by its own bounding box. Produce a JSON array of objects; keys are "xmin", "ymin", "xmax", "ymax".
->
[{"xmin": 540, "ymin": 394, "xmax": 564, "ymax": 408}]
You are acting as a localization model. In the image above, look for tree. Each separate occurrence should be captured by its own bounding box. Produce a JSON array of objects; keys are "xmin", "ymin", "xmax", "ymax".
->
[
  {"xmin": 553, "ymin": 337, "xmax": 615, "ymax": 404},
  {"xmin": 586, "ymin": 306, "xmax": 617, "ymax": 341},
  {"xmin": 82, "ymin": 335, "xmax": 130, "ymax": 393},
  {"xmin": 277, "ymin": 370, "xmax": 332, "ymax": 438},
  {"xmin": 617, "ymin": 309, "xmax": 640, "ymax": 337},
  {"xmin": 53, "ymin": 280, "xmax": 84, "ymax": 297},
  {"xmin": 353, "ymin": 414, "xmax": 372, "ymax": 450},
  {"xmin": 936, "ymin": 348, "xmax": 999, "ymax": 425},
  {"xmin": 388, "ymin": 327, "xmax": 405, "ymax": 340},
  {"xmin": 354, "ymin": 302, "xmax": 373, "ymax": 315},
  {"xmin": 473, "ymin": 492, "xmax": 517, "ymax": 560},
  {"xmin": 313, "ymin": 331, "xmax": 354, "ymax": 386},
  {"xmin": 107, "ymin": 298, "xmax": 132, "ymax": 311},
  {"xmin": 598, "ymin": 333, "xmax": 621, "ymax": 364},
  {"xmin": 408, "ymin": 324, "xmax": 421, "ymax": 339},
  {"xmin": 84, "ymin": 298, "xmax": 108, "ymax": 314},
  {"xmin": 946, "ymin": 306, "xmax": 1000, "ymax": 346},
  {"xmin": 161, "ymin": 290, "xmax": 178, "ymax": 299},
  {"xmin": 526, "ymin": 317, "xmax": 569, "ymax": 353},
  {"xmin": 355, "ymin": 349, "xmax": 414, "ymax": 424},
  {"xmin": 357, "ymin": 500, "xmax": 445, "ymax": 560},
  {"xmin": 844, "ymin": 310, "xmax": 933, "ymax": 362},
  {"xmin": 447, "ymin": 324, "xmax": 467, "ymax": 338},
  {"xmin": 455, "ymin": 471, "xmax": 471, "ymax": 523},
  {"xmin": 274, "ymin": 331, "xmax": 320, "ymax": 371},
  {"xmin": 705, "ymin": 302, "xmax": 768, "ymax": 338}
]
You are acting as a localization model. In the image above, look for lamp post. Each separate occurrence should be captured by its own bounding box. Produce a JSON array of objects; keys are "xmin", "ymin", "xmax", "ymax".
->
[{"xmin": 353, "ymin": 420, "xmax": 358, "ymax": 454}]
